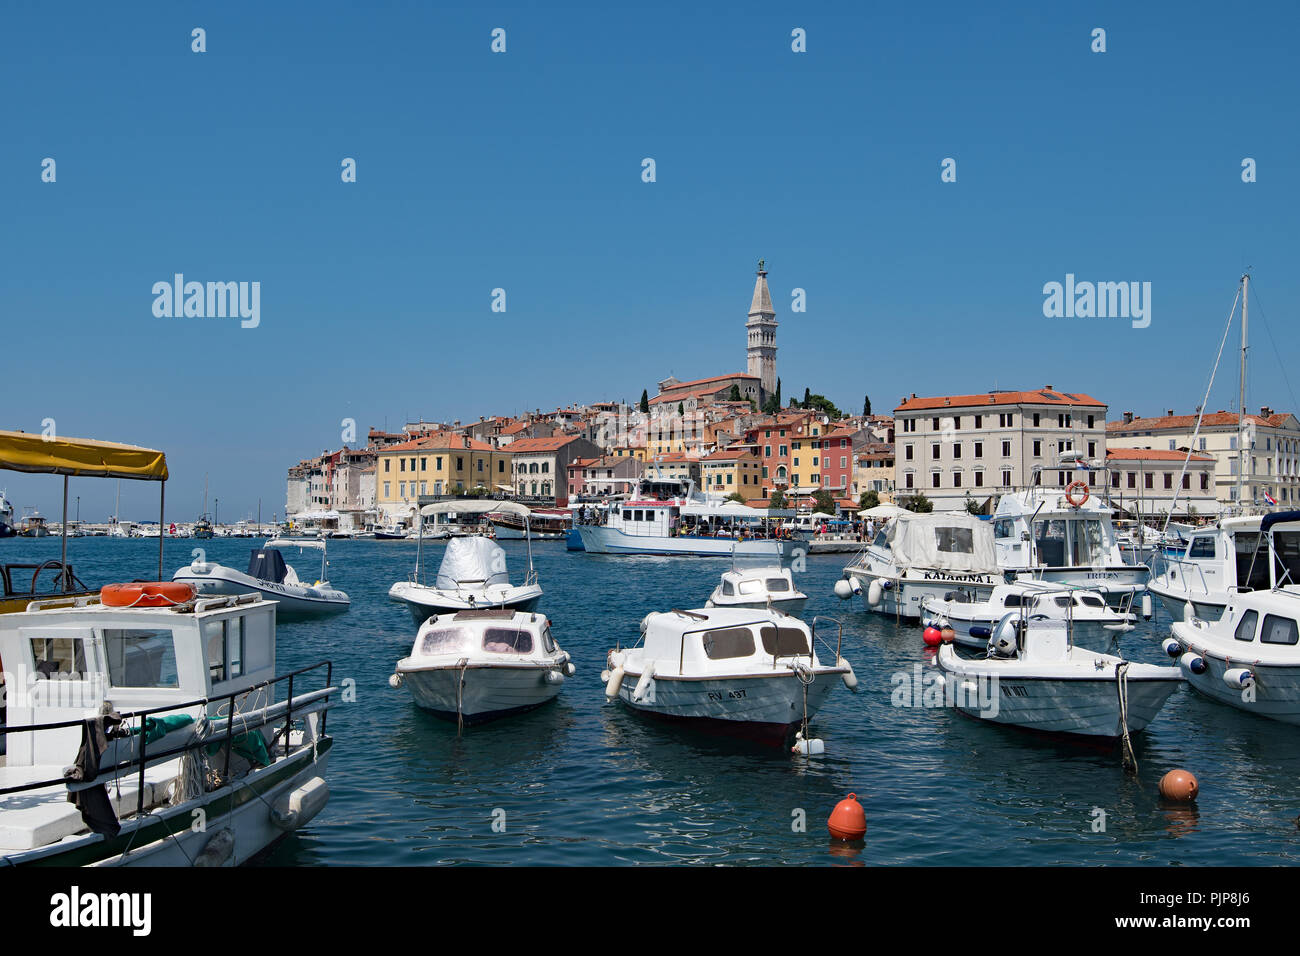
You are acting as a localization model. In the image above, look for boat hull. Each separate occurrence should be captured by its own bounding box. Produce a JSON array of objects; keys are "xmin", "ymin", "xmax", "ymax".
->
[
  {"xmin": 934, "ymin": 613, "xmax": 1125, "ymax": 651},
  {"xmin": 1171, "ymin": 627, "xmax": 1300, "ymax": 724},
  {"xmin": 612, "ymin": 669, "xmax": 838, "ymax": 745},
  {"xmin": 1011, "ymin": 566, "xmax": 1149, "ymax": 605},
  {"xmin": 846, "ymin": 567, "xmax": 999, "ymax": 620},
  {"xmin": 388, "ymin": 581, "xmax": 543, "ymax": 625},
  {"xmin": 400, "ymin": 664, "xmax": 563, "ymax": 723},
  {"xmin": 706, "ymin": 596, "xmax": 808, "ymax": 615},
  {"xmin": 172, "ymin": 566, "xmax": 350, "ymax": 619},
  {"xmin": 578, "ymin": 525, "xmax": 793, "ymax": 558}
]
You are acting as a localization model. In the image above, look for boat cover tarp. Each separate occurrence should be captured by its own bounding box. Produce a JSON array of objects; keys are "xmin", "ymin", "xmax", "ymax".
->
[
  {"xmin": 421, "ymin": 500, "xmax": 531, "ymax": 518},
  {"xmin": 885, "ymin": 512, "xmax": 998, "ymax": 573},
  {"xmin": 436, "ymin": 537, "xmax": 510, "ymax": 589},
  {"xmin": 0, "ymin": 430, "xmax": 168, "ymax": 481},
  {"xmin": 247, "ymin": 548, "xmax": 289, "ymax": 584}
]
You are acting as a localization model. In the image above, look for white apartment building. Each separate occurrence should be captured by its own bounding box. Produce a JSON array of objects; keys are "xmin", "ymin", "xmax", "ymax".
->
[
  {"xmin": 893, "ymin": 387, "xmax": 1108, "ymax": 512},
  {"xmin": 1107, "ymin": 407, "xmax": 1300, "ymax": 512},
  {"xmin": 1104, "ymin": 448, "xmax": 1219, "ymax": 518}
]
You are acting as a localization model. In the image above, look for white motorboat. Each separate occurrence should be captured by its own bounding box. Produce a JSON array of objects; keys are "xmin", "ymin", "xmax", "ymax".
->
[
  {"xmin": 0, "ymin": 490, "xmax": 14, "ymax": 537},
  {"xmin": 706, "ymin": 565, "xmax": 808, "ymax": 614},
  {"xmin": 1148, "ymin": 515, "xmax": 1271, "ymax": 621},
  {"xmin": 842, "ymin": 511, "xmax": 1001, "ymax": 619},
  {"xmin": 922, "ymin": 581, "xmax": 1136, "ymax": 649},
  {"xmin": 172, "ymin": 538, "xmax": 350, "ymax": 619},
  {"xmin": 937, "ymin": 616, "xmax": 1183, "ymax": 739},
  {"xmin": 390, "ymin": 608, "xmax": 573, "ymax": 724},
  {"xmin": 602, "ymin": 607, "xmax": 856, "ymax": 746},
  {"xmin": 993, "ymin": 476, "xmax": 1149, "ymax": 605},
  {"xmin": 388, "ymin": 501, "xmax": 543, "ymax": 624},
  {"xmin": 576, "ymin": 476, "xmax": 796, "ymax": 558},
  {"xmin": 0, "ymin": 585, "xmax": 336, "ymax": 866},
  {"xmin": 1165, "ymin": 510, "xmax": 1300, "ymax": 723}
]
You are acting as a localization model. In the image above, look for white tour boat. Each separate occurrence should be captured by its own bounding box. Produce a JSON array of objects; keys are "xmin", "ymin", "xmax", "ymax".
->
[
  {"xmin": 1148, "ymin": 515, "xmax": 1272, "ymax": 621},
  {"xmin": 921, "ymin": 581, "xmax": 1136, "ymax": 649},
  {"xmin": 706, "ymin": 565, "xmax": 808, "ymax": 614},
  {"xmin": 841, "ymin": 511, "xmax": 1001, "ymax": 619},
  {"xmin": 172, "ymin": 538, "xmax": 351, "ymax": 620},
  {"xmin": 937, "ymin": 616, "xmax": 1183, "ymax": 739},
  {"xmin": 602, "ymin": 607, "xmax": 856, "ymax": 746},
  {"xmin": 388, "ymin": 501, "xmax": 542, "ymax": 624},
  {"xmin": 389, "ymin": 608, "xmax": 573, "ymax": 724},
  {"xmin": 0, "ymin": 584, "xmax": 336, "ymax": 866},
  {"xmin": 1165, "ymin": 510, "xmax": 1300, "ymax": 723},
  {"xmin": 993, "ymin": 476, "xmax": 1149, "ymax": 605}
]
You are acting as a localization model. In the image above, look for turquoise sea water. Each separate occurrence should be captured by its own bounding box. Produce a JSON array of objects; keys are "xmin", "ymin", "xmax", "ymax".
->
[{"xmin": 6, "ymin": 535, "xmax": 1300, "ymax": 866}]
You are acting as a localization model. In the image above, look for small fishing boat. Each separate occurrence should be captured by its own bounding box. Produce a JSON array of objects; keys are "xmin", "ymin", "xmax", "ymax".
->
[
  {"xmin": 706, "ymin": 565, "xmax": 808, "ymax": 614},
  {"xmin": 1165, "ymin": 510, "xmax": 1300, "ymax": 723},
  {"xmin": 0, "ymin": 584, "xmax": 336, "ymax": 866},
  {"xmin": 172, "ymin": 538, "xmax": 350, "ymax": 619},
  {"xmin": 936, "ymin": 616, "xmax": 1182, "ymax": 739},
  {"xmin": 602, "ymin": 607, "xmax": 857, "ymax": 746},
  {"xmin": 388, "ymin": 501, "xmax": 543, "ymax": 624},
  {"xmin": 921, "ymin": 581, "xmax": 1136, "ymax": 650},
  {"xmin": 389, "ymin": 608, "xmax": 573, "ymax": 724},
  {"xmin": 18, "ymin": 510, "xmax": 49, "ymax": 538}
]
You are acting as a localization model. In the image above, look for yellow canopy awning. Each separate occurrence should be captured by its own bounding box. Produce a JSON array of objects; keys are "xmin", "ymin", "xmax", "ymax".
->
[{"xmin": 0, "ymin": 430, "xmax": 168, "ymax": 481}]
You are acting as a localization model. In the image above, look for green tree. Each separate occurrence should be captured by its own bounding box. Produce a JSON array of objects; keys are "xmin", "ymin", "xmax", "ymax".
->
[
  {"xmin": 812, "ymin": 489, "xmax": 838, "ymax": 515},
  {"xmin": 725, "ymin": 492, "xmax": 747, "ymax": 504},
  {"xmin": 859, "ymin": 489, "xmax": 880, "ymax": 510},
  {"xmin": 863, "ymin": 395, "xmax": 872, "ymax": 416},
  {"xmin": 775, "ymin": 377, "xmax": 781, "ymax": 409},
  {"xmin": 768, "ymin": 489, "xmax": 788, "ymax": 509},
  {"xmin": 728, "ymin": 384, "xmax": 742, "ymax": 402},
  {"xmin": 898, "ymin": 492, "xmax": 933, "ymax": 513},
  {"xmin": 639, "ymin": 389, "xmax": 649, "ymax": 413},
  {"xmin": 677, "ymin": 402, "xmax": 684, "ymax": 416},
  {"xmin": 803, "ymin": 387, "xmax": 811, "ymax": 406},
  {"xmin": 964, "ymin": 493, "xmax": 981, "ymax": 515},
  {"xmin": 762, "ymin": 395, "xmax": 780, "ymax": 414}
]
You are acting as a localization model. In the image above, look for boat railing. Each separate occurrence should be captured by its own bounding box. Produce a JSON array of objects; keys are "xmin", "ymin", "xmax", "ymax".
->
[
  {"xmin": 0, "ymin": 660, "xmax": 334, "ymax": 821},
  {"xmin": 810, "ymin": 616, "xmax": 844, "ymax": 664},
  {"xmin": 1158, "ymin": 554, "xmax": 1213, "ymax": 597}
]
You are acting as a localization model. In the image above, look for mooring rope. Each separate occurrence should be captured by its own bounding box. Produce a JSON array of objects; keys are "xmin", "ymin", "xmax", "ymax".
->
[{"xmin": 1115, "ymin": 661, "xmax": 1138, "ymax": 774}]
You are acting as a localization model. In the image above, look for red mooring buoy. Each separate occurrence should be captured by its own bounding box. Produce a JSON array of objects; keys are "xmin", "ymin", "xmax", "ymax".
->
[
  {"xmin": 828, "ymin": 793, "xmax": 867, "ymax": 841},
  {"xmin": 922, "ymin": 626, "xmax": 943, "ymax": 647},
  {"xmin": 1158, "ymin": 769, "xmax": 1199, "ymax": 802}
]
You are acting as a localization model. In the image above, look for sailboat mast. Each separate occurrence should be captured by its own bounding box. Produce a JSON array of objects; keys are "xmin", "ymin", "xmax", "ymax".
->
[{"xmin": 1237, "ymin": 274, "xmax": 1249, "ymax": 512}]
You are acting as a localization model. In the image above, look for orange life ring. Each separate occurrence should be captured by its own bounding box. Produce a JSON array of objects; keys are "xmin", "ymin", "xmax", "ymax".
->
[
  {"xmin": 100, "ymin": 582, "xmax": 196, "ymax": 608},
  {"xmin": 1065, "ymin": 480, "xmax": 1090, "ymax": 508}
]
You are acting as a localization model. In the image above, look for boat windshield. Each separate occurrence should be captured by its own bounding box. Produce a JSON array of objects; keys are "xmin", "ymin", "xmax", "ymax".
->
[
  {"xmin": 759, "ymin": 625, "xmax": 809, "ymax": 656},
  {"xmin": 701, "ymin": 627, "xmax": 756, "ymax": 660},
  {"xmin": 483, "ymin": 627, "xmax": 533, "ymax": 654},
  {"xmin": 1234, "ymin": 534, "xmax": 1272, "ymax": 591},
  {"xmin": 102, "ymin": 628, "xmax": 180, "ymax": 689},
  {"xmin": 1033, "ymin": 518, "xmax": 1106, "ymax": 567},
  {"xmin": 1271, "ymin": 531, "xmax": 1300, "ymax": 588},
  {"xmin": 419, "ymin": 627, "xmax": 475, "ymax": 655},
  {"xmin": 765, "ymin": 577, "xmax": 791, "ymax": 593}
]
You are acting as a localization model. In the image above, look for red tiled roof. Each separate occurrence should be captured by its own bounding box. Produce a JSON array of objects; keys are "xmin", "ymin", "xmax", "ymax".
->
[
  {"xmin": 1108, "ymin": 411, "xmax": 1290, "ymax": 431},
  {"xmin": 895, "ymin": 389, "xmax": 1106, "ymax": 412},
  {"xmin": 702, "ymin": 448, "xmax": 756, "ymax": 462},
  {"xmin": 1107, "ymin": 448, "xmax": 1214, "ymax": 462},
  {"xmin": 379, "ymin": 433, "xmax": 497, "ymax": 453},
  {"xmin": 660, "ymin": 373, "xmax": 758, "ymax": 391},
  {"xmin": 507, "ymin": 435, "xmax": 584, "ymax": 453}
]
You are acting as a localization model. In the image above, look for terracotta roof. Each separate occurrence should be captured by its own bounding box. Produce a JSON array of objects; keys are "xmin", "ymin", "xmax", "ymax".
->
[
  {"xmin": 659, "ymin": 373, "xmax": 758, "ymax": 392},
  {"xmin": 1106, "ymin": 448, "xmax": 1214, "ymax": 462},
  {"xmin": 895, "ymin": 389, "xmax": 1106, "ymax": 412},
  {"xmin": 702, "ymin": 448, "xmax": 757, "ymax": 462},
  {"xmin": 567, "ymin": 457, "xmax": 602, "ymax": 469},
  {"xmin": 507, "ymin": 435, "xmax": 585, "ymax": 453},
  {"xmin": 379, "ymin": 433, "xmax": 497, "ymax": 453},
  {"xmin": 1108, "ymin": 411, "xmax": 1291, "ymax": 431}
]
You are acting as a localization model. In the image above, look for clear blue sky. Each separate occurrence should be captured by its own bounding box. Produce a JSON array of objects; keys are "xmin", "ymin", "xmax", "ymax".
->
[{"xmin": 3, "ymin": 1, "xmax": 1298, "ymax": 521}]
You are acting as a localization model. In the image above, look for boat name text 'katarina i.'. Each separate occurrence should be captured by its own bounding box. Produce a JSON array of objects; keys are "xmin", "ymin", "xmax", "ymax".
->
[
  {"xmin": 151, "ymin": 274, "xmax": 260, "ymax": 328},
  {"xmin": 1041, "ymin": 273, "xmax": 1151, "ymax": 328},
  {"xmin": 49, "ymin": 886, "xmax": 152, "ymax": 936}
]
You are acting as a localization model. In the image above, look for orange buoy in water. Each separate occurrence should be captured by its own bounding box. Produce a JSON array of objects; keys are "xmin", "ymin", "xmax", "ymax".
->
[
  {"xmin": 100, "ymin": 582, "xmax": 195, "ymax": 608},
  {"xmin": 940, "ymin": 625, "xmax": 956, "ymax": 644},
  {"xmin": 922, "ymin": 626, "xmax": 943, "ymax": 647},
  {"xmin": 827, "ymin": 793, "xmax": 867, "ymax": 841},
  {"xmin": 1158, "ymin": 769, "xmax": 1199, "ymax": 802}
]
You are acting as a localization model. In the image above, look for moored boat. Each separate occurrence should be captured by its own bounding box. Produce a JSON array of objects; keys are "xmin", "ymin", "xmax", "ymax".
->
[
  {"xmin": 921, "ymin": 581, "xmax": 1135, "ymax": 650},
  {"xmin": 172, "ymin": 538, "xmax": 351, "ymax": 619}
]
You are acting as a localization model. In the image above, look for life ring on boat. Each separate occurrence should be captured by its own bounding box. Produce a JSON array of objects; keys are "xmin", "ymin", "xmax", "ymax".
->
[
  {"xmin": 100, "ymin": 582, "xmax": 196, "ymax": 607},
  {"xmin": 1065, "ymin": 480, "xmax": 1089, "ymax": 508}
]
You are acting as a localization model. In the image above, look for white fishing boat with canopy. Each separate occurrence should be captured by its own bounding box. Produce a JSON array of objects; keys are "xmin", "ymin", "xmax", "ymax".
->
[
  {"xmin": 841, "ymin": 512, "xmax": 1000, "ymax": 619},
  {"xmin": 387, "ymin": 501, "xmax": 543, "ymax": 624},
  {"xmin": 706, "ymin": 564, "xmax": 808, "ymax": 614},
  {"xmin": 921, "ymin": 580, "xmax": 1136, "ymax": 650},
  {"xmin": 172, "ymin": 538, "xmax": 350, "ymax": 620},
  {"xmin": 389, "ymin": 608, "xmax": 574, "ymax": 725}
]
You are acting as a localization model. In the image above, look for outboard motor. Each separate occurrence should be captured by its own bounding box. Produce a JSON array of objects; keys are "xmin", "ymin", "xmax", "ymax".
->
[{"xmin": 988, "ymin": 612, "xmax": 1022, "ymax": 658}]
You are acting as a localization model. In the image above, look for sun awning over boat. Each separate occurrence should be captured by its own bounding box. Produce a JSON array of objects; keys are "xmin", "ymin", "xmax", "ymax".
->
[
  {"xmin": 885, "ymin": 512, "xmax": 999, "ymax": 573},
  {"xmin": 0, "ymin": 430, "xmax": 168, "ymax": 480},
  {"xmin": 681, "ymin": 502, "xmax": 775, "ymax": 519},
  {"xmin": 420, "ymin": 500, "xmax": 531, "ymax": 517}
]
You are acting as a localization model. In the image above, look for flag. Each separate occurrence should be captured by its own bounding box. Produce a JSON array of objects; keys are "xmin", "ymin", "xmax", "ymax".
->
[{"xmin": 1263, "ymin": 490, "xmax": 1278, "ymax": 506}]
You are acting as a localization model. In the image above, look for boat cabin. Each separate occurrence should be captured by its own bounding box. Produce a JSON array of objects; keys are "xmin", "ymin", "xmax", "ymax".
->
[
  {"xmin": 639, "ymin": 608, "xmax": 815, "ymax": 675},
  {"xmin": 413, "ymin": 608, "xmax": 556, "ymax": 659},
  {"xmin": 993, "ymin": 490, "xmax": 1121, "ymax": 570}
]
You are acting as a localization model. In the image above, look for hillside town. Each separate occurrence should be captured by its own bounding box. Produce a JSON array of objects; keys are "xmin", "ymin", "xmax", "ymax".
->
[{"xmin": 283, "ymin": 264, "xmax": 1300, "ymax": 536}]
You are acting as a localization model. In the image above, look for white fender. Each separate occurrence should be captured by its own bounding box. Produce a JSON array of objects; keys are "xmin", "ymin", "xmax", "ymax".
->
[
  {"xmin": 1141, "ymin": 593, "xmax": 1153, "ymax": 620},
  {"xmin": 1223, "ymin": 667, "xmax": 1254, "ymax": 690},
  {"xmin": 833, "ymin": 579, "xmax": 853, "ymax": 600},
  {"xmin": 632, "ymin": 663, "xmax": 656, "ymax": 702},
  {"xmin": 388, "ymin": 672, "xmax": 404, "ymax": 688},
  {"xmin": 194, "ymin": 828, "xmax": 235, "ymax": 867},
  {"xmin": 604, "ymin": 666, "xmax": 626, "ymax": 701},
  {"xmin": 543, "ymin": 669, "xmax": 565, "ymax": 685},
  {"xmin": 271, "ymin": 776, "xmax": 329, "ymax": 831},
  {"xmin": 1161, "ymin": 638, "xmax": 1182, "ymax": 658},
  {"xmin": 1179, "ymin": 651, "xmax": 1207, "ymax": 676},
  {"xmin": 1183, "ymin": 601, "xmax": 1196, "ymax": 624},
  {"xmin": 867, "ymin": 580, "xmax": 883, "ymax": 607},
  {"xmin": 564, "ymin": 661, "xmax": 576, "ymax": 677},
  {"xmin": 839, "ymin": 659, "xmax": 858, "ymax": 692}
]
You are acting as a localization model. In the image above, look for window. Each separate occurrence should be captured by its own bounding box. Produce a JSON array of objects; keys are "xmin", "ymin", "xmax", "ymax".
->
[
  {"xmin": 953, "ymin": 471, "xmax": 962, "ymax": 487},
  {"xmin": 1032, "ymin": 440, "xmax": 1041, "ymax": 456},
  {"xmin": 1144, "ymin": 473, "xmax": 1154, "ymax": 490},
  {"xmin": 953, "ymin": 443, "xmax": 962, "ymax": 460},
  {"xmin": 973, "ymin": 442, "xmax": 983, "ymax": 458},
  {"xmin": 1260, "ymin": 614, "xmax": 1299, "ymax": 646},
  {"xmin": 1033, "ymin": 413, "xmax": 1040, "ymax": 427},
  {"xmin": 932, "ymin": 417, "xmax": 940, "ymax": 430},
  {"xmin": 1001, "ymin": 470, "xmax": 1012, "ymax": 486},
  {"xmin": 931, "ymin": 472, "xmax": 941, "ymax": 488},
  {"xmin": 759, "ymin": 625, "xmax": 810, "ymax": 656},
  {"xmin": 765, "ymin": 445, "xmax": 772, "ymax": 457},
  {"xmin": 1189, "ymin": 537, "xmax": 1215, "ymax": 559},
  {"xmin": 935, "ymin": 527, "xmax": 975, "ymax": 552},
  {"xmin": 974, "ymin": 415, "xmax": 982, "ymax": 429},
  {"xmin": 702, "ymin": 627, "xmax": 756, "ymax": 660},
  {"xmin": 483, "ymin": 627, "xmax": 534, "ymax": 654},
  {"xmin": 1164, "ymin": 473, "xmax": 1173, "ymax": 489},
  {"xmin": 1087, "ymin": 415, "xmax": 1095, "ymax": 428},
  {"xmin": 29, "ymin": 635, "xmax": 89, "ymax": 679},
  {"xmin": 905, "ymin": 445, "xmax": 914, "ymax": 461},
  {"xmin": 103, "ymin": 629, "xmax": 179, "ymax": 688},
  {"xmin": 905, "ymin": 472, "xmax": 915, "ymax": 489},
  {"xmin": 1234, "ymin": 610, "xmax": 1258, "ymax": 642},
  {"xmin": 384, "ymin": 459, "xmax": 390, "ymax": 473},
  {"xmin": 974, "ymin": 471, "xmax": 984, "ymax": 487},
  {"xmin": 1087, "ymin": 441, "xmax": 1096, "ymax": 458},
  {"xmin": 1001, "ymin": 440, "xmax": 1011, "ymax": 457},
  {"xmin": 931, "ymin": 443, "xmax": 941, "ymax": 460}
]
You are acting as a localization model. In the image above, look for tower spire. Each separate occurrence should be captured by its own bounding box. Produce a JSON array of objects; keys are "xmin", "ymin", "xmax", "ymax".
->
[{"xmin": 746, "ymin": 260, "xmax": 777, "ymax": 402}]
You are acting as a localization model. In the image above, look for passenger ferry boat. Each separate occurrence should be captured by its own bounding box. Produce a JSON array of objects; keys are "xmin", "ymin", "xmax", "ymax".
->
[
  {"xmin": 1166, "ymin": 510, "xmax": 1300, "ymax": 723},
  {"xmin": 490, "ymin": 508, "xmax": 570, "ymax": 540},
  {"xmin": 993, "ymin": 474, "xmax": 1148, "ymax": 606},
  {"xmin": 575, "ymin": 478, "xmax": 796, "ymax": 558},
  {"xmin": 0, "ymin": 584, "xmax": 336, "ymax": 866}
]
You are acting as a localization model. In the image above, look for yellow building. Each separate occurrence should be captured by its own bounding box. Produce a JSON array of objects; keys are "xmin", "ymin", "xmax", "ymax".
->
[
  {"xmin": 699, "ymin": 447, "xmax": 763, "ymax": 500},
  {"xmin": 376, "ymin": 433, "xmax": 513, "ymax": 524}
]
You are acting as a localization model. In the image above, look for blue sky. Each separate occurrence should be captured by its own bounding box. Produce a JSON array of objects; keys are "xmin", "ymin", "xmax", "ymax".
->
[{"xmin": 3, "ymin": 1, "xmax": 1298, "ymax": 521}]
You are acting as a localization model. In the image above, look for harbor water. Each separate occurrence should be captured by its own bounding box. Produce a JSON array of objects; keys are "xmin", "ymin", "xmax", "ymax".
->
[{"xmin": 7, "ymin": 536, "xmax": 1300, "ymax": 865}]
